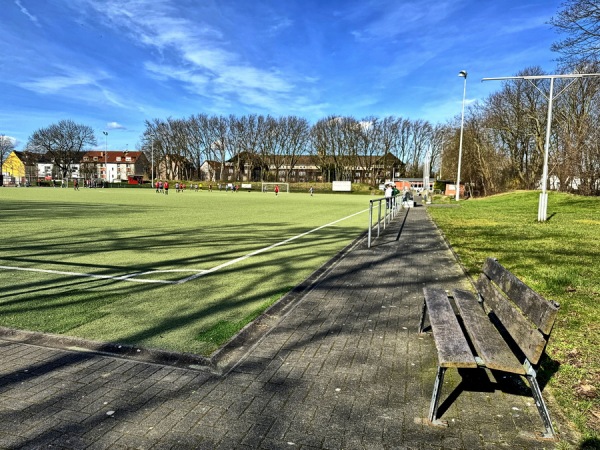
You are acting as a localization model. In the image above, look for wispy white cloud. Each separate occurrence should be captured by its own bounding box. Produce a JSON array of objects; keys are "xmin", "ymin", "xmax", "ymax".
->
[
  {"xmin": 80, "ymin": 0, "xmax": 303, "ymax": 112},
  {"xmin": 348, "ymin": 0, "xmax": 461, "ymax": 42},
  {"xmin": 144, "ymin": 61, "xmax": 210, "ymax": 88},
  {"xmin": 107, "ymin": 122, "xmax": 125, "ymax": 130},
  {"xmin": 19, "ymin": 69, "xmax": 100, "ymax": 94},
  {"xmin": 268, "ymin": 17, "xmax": 293, "ymax": 35},
  {"xmin": 14, "ymin": 0, "xmax": 40, "ymax": 27},
  {"xmin": 1, "ymin": 135, "xmax": 18, "ymax": 146},
  {"xmin": 18, "ymin": 65, "xmax": 128, "ymax": 108}
]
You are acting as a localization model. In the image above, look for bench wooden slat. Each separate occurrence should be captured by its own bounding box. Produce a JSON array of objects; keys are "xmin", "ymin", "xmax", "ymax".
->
[
  {"xmin": 475, "ymin": 274, "xmax": 549, "ymax": 365},
  {"xmin": 453, "ymin": 289, "xmax": 526, "ymax": 375},
  {"xmin": 423, "ymin": 287, "xmax": 477, "ymax": 369},
  {"xmin": 421, "ymin": 259, "xmax": 558, "ymax": 438},
  {"xmin": 482, "ymin": 258, "xmax": 559, "ymax": 335}
]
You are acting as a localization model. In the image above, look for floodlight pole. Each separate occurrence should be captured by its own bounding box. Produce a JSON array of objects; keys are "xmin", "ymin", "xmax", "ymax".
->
[
  {"xmin": 151, "ymin": 136, "xmax": 154, "ymax": 188},
  {"xmin": 482, "ymin": 73, "xmax": 600, "ymax": 221},
  {"xmin": 423, "ymin": 144, "xmax": 431, "ymax": 203},
  {"xmin": 540, "ymin": 77, "xmax": 554, "ymax": 222},
  {"xmin": 439, "ymin": 137, "xmax": 444, "ymax": 180},
  {"xmin": 102, "ymin": 131, "xmax": 108, "ymax": 187},
  {"xmin": 456, "ymin": 70, "xmax": 467, "ymax": 201}
]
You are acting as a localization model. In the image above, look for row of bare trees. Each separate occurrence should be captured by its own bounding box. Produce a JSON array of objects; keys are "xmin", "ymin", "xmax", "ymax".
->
[
  {"xmin": 439, "ymin": 62, "xmax": 600, "ymax": 197},
  {"xmin": 141, "ymin": 114, "xmax": 440, "ymax": 183}
]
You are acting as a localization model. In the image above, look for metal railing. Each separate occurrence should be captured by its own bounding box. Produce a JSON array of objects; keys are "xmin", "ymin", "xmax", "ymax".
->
[{"xmin": 368, "ymin": 195, "xmax": 401, "ymax": 248}]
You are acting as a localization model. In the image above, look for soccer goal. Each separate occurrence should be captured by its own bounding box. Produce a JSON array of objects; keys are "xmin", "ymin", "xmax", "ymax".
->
[{"xmin": 261, "ymin": 182, "xmax": 289, "ymax": 193}]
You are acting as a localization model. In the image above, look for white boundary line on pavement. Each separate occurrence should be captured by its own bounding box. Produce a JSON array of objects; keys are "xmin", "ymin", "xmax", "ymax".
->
[{"xmin": 0, "ymin": 209, "xmax": 368, "ymax": 285}]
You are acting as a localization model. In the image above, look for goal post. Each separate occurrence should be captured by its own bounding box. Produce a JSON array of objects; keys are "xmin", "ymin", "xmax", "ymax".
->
[{"xmin": 261, "ymin": 182, "xmax": 289, "ymax": 193}]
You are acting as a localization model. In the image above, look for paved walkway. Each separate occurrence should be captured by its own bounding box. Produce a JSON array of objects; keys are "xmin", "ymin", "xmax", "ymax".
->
[{"xmin": 0, "ymin": 203, "xmax": 574, "ymax": 449}]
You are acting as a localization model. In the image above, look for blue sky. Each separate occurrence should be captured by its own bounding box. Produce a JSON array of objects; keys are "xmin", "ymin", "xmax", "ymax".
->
[{"xmin": 2, "ymin": 0, "xmax": 563, "ymax": 151}]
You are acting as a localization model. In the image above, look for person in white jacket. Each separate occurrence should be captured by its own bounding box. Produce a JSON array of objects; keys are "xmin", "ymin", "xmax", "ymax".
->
[{"xmin": 385, "ymin": 184, "xmax": 393, "ymax": 208}]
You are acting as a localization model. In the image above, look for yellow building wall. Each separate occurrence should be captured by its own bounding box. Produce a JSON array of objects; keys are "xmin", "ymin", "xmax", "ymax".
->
[{"xmin": 2, "ymin": 152, "xmax": 25, "ymax": 179}]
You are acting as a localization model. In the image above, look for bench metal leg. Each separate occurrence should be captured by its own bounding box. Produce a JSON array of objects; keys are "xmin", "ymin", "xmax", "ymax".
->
[
  {"xmin": 428, "ymin": 366, "xmax": 448, "ymax": 426},
  {"xmin": 418, "ymin": 299, "xmax": 427, "ymax": 333},
  {"xmin": 526, "ymin": 373, "xmax": 556, "ymax": 439}
]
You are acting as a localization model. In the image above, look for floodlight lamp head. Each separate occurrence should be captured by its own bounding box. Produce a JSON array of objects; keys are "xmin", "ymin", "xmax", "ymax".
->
[
  {"xmin": 103, "ymin": 131, "xmax": 108, "ymax": 136},
  {"xmin": 458, "ymin": 70, "xmax": 467, "ymax": 78}
]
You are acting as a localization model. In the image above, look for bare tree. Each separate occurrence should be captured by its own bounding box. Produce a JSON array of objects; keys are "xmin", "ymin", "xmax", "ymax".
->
[
  {"xmin": 210, "ymin": 116, "xmax": 230, "ymax": 182},
  {"xmin": 550, "ymin": 0, "xmax": 600, "ymax": 62},
  {"xmin": 553, "ymin": 61, "xmax": 600, "ymax": 194},
  {"xmin": 481, "ymin": 67, "xmax": 548, "ymax": 189},
  {"xmin": 430, "ymin": 124, "xmax": 453, "ymax": 179},
  {"xmin": 229, "ymin": 114, "xmax": 265, "ymax": 181},
  {"xmin": 337, "ymin": 117, "xmax": 362, "ymax": 181},
  {"xmin": 27, "ymin": 120, "xmax": 96, "ymax": 185},
  {"xmin": 1, "ymin": 135, "xmax": 16, "ymax": 185},
  {"xmin": 378, "ymin": 116, "xmax": 403, "ymax": 183},
  {"xmin": 406, "ymin": 119, "xmax": 433, "ymax": 177},
  {"xmin": 310, "ymin": 116, "xmax": 358, "ymax": 182},
  {"xmin": 463, "ymin": 111, "xmax": 510, "ymax": 196},
  {"xmin": 279, "ymin": 116, "xmax": 310, "ymax": 182},
  {"xmin": 261, "ymin": 116, "xmax": 287, "ymax": 182},
  {"xmin": 168, "ymin": 117, "xmax": 194, "ymax": 180},
  {"xmin": 186, "ymin": 114, "xmax": 216, "ymax": 181},
  {"xmin": 355, "ymin": 117, "xmax": 382, "ymax": 185}
]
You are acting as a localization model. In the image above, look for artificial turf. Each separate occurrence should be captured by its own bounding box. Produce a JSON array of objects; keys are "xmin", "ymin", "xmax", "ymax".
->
[{"xmin": 0, "ymin": 186, "xmax": 370, "ymax": 355}]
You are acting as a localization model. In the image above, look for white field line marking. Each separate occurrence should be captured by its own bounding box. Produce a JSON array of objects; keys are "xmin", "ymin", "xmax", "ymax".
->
[
  {"xmin": 175, "ymin": 208, "xmax": 368, "ymax": 284},
  {"xmin": 0, "ymin": 208, "xmax": 367, "ymax": 285},
  {"xmin": 0, "ymin": 265, "xmax": 190, "ymax": 284},
  {"xmin": 4, "ymin": 209, "xmax": 52, "ymax": 211}
]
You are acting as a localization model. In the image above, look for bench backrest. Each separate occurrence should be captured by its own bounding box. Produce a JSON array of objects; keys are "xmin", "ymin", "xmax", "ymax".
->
[{"xmin": 474, "ymin": 258, "xmax": 560, "ymax": 365}]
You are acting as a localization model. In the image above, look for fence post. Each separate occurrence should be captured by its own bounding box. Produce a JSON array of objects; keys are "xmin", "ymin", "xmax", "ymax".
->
[
  {"xmin": 377, "ymin": 199, "xmax": 382, "ymax": 237},
  {"xmin": 368, "ymin": 200, "xmax": 373, "ymax": 248}
]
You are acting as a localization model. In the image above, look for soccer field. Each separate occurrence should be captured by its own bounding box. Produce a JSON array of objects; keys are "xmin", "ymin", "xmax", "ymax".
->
[{"xmin": 0, "ymin": 186, "xmax": 369, "ymax": 355}]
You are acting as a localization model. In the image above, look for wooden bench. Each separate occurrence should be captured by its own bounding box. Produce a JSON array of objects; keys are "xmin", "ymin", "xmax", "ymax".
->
[{"xmin": 418, "ymin": 257, "xmax": 560, "ymax": 439}]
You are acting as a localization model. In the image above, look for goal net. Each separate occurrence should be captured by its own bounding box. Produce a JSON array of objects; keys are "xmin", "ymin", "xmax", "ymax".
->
[{"xmin": 261, "ymin": 182, "xmax": 289, "ymax": 193}]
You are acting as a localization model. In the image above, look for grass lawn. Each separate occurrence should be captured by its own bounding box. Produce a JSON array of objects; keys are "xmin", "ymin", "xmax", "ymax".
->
[
  {"xmin": 0, "ymin": 186, "xmax": 369, "ymax": 356},
  {"xmin": 427, "ymin": 191, "xmax": 600, "ymax": 443}
]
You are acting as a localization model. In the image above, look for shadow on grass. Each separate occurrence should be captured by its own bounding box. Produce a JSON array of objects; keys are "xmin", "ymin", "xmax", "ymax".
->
[{"xmin": 0, "ymin": 210, "xmax": 374, "ymax": 355}]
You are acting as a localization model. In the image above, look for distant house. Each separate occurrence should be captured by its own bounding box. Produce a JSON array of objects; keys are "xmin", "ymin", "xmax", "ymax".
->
[
  {"xmin": 2, "ymin": 150, "xmax": 51, "ymax": 185},
  {"xmin": 282, "ymin": 155, "xmax": 321, "ymax": 183},
  {"xmin": 81, "ymin": 151, "xmax": 149, "ymax": 183},
  {"xmin": 394, "ymin": 178, "xmax": 435, "ymax": 192},
  {"xmin": 2, "ymin": 150, "xmax": 149, "ymax": 185},
  {"xmin": 154, "ymin": 153, "xmax": 194, "ymax": 181},
  {"xmin": 199, "ymin": 160, "xmax": 223, "ymax": 182},
  {"xmin": 35, "ymin": 152, "xmax": 57, "ymax": 181},
  {"xmin": 2, "ymin": 151, "xmax": 25, "ymax": 185},
  {"xmin": 218, "ymin": 151, "xmax": 405, "ymax": 184}
]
